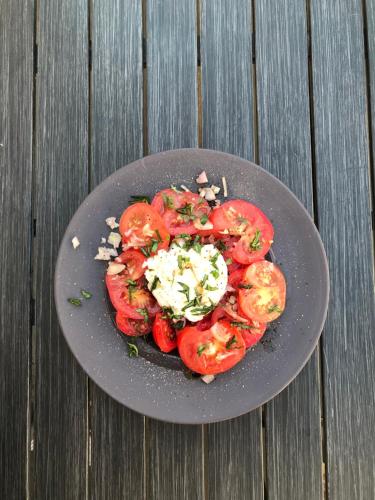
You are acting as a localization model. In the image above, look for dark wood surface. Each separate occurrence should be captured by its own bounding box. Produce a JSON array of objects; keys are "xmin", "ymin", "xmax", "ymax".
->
[{"xmin": 2, "ymin": 1, "xmax": 375, "ymax": 499}]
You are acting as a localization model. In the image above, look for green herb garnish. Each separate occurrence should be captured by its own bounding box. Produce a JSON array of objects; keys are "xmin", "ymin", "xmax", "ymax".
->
[
  {"xmin": 190, "ymin": 303, "xmax": 215, "ymax": 316},
  {"xmin": 178, "ymin": 254, "xmax": 190, "ymax": 271},
  {"xmin": 162, "ymin": 193, "xmax": 175, "ymax": 209},
  {"xmin": 126, "ymin": 279, "xmax": 137, "ymax": 286},
  {"xmin": 226, "ymin": 335, "xmax": 237, "ymax": 349},
  {"xmin": 210, "ymin": 253, "xmax": 220, "ymax": 270},
  {"xmin": 237, "ymin": 216, "xmax": 249, "ymax": 225},
  {"xmin": 249, "ymin": 229, "xmax": 262, "ymax": 251},
  {"xmin": 197, "ymin": 344, "xmax": 207, "ymax": 356},
  {"xmin": 171, "ymin": 185, "xmax": 182, "ymax": 193},
  {"xmin": 155, "ymin": 229, "xmax": 162, "ymax": 242},
  {"xmin": 205, "ymin": 285, "xmax": 218, "ymax": 291},
  {"xmin": 150, "ymin": 276, "xmax": 160, "ymax": 291},
  {"xmin": 174, "ymin": 320, "xmax": 185, "ymax": 330},
  {"xmin": 68, "ymin": 298, "xmax": 82, "ymax": 307},
  {"xmin": 268, "ymin": 304, "xmax": 282, "ymax": 314},
  {"xmin": 192, "ymin": 235, "xmax": 203, "ymax": 253},
  {"xmin": 136, "ymin": 308, "xmax": 149, "ymax": 322},
  {"xmin": 127, "ymin": 342, "xmax": 139, "ymax": 357},
  {"xmin": 211, "ymin": 270, "xmax": 219, "ymax": 279},
  {"xmin": 230, "ymin": 321, "xmax": 255, "ymax": 330},
  {"xmin": 200, "ymin": 214, "xmax": 208, "ymax": 225},
  {"xmin": 215, "ymin": 240, "xmax": 227, "ymax": 252},
  {"xmin": 150, "ymin": 239, "xmax": 159, "ymax": 253},
  {"xmin": 140, "ymin": 246, "xmax": 151, "ymax": 257},
  {"xmin": 129, "ymin": 195, "xmax": 151, "ymax": 204},
  {"xmin": 182, "ymin": 298, "xmax": 199, "ymax": 311},
  {"xmin": 177, "ymin": 282, "xmax": 190, "ymax": 301},
  {"xmin": 225, "ymin": 258, "xmax": 233, "ymax": 265},
  {"xmin": 200, "ymin": 274, "xmax": 208, "ymax": 287},
  {"xmin": 238, "ymin": 283, "xmax": 253, "ymax": 289},
  {"xmin": 80, "ymin": 289, "xmax": 92, "ymax": 299}
]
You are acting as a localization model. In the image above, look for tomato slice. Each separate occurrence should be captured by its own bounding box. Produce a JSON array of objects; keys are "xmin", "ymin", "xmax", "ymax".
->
[
  {"xmin": 106, "ymin": 273, "xmax": 159, "ymax": 320},
  {"xmin": 177, "ymin": 320, "xmax": 246, "ymax": 375},
  {"xmin": 238, "ymin": 260, "xmax": 286, "ymax": 323},
  {"xmin": 152, "ymin": 189, "xmax": 211, "ymax": 236},
  {"xmin": 152, "ymin": 312, "xmax": 177, "ymax": 352},
  {"xmin": 210, "ymin": 200, "xmax": 274, "ymax": 264},
  {"xmin": 116, "ymin": 312, "xmax": 151, "ymax": 336},
  {"xmin": 119, "ymin": 202, "xmax": 170, "ymax": 252},
  {"xmin": 228, "ymin": 268, "xmax": 245, "ymax": 288},
  {"xmin": 115, "ymin": 249, "xmax": 146, "ymax": 280}
]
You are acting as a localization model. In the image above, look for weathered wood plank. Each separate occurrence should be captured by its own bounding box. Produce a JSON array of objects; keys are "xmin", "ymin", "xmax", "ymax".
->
[
  {"xmin": 255, "ymin": 2, "xmax": 323, "ymax": 499},
  {"xmin": 311, "ymin": 1, "xmax": 375, "ymax": 498},
  {"xmin": 34, "ymin": 1, "xmax": 88, "ymax": 497},
  {"xmin": 200, "ymin": 2, "xmax": 263, "ymax": 499},
  {"xmin": 0, "ymin": 0, "xmax": 33, "ymax": 497},
  {"xmin": 89, "ymin": 1, "xmax": 145, "ymax": 498},
  {"xmin": 146, "ymin": 1, "xmax": 203, "ymax": 499},
  {"xmin": 366, "ymin": 0, "xmax": 375, "ymax": 174}
]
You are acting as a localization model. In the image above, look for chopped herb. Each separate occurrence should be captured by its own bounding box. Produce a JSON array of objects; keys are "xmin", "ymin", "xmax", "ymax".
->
[
  {"xmin": 129, "ymin": 195, "xmax": 151, "ymax": 204},
  {"xmin": 215, "ymin": 240, "xmax": 227, "ymax": 252},
  {"xmin": 136, "ymin": 308, "xmax": 149, "ymax": 322},
  {"xmin": 230, "ymin": 321, "xmax": 255, "ymax": 330},
  {"xmin": 127, "ymin": 280, "xmax": 137, "ymax": 303},
  {"xmin": 197, "ymin": 344, "xmax": 207, "ymax": 356},
  {"xmin": 225, "ymin": 258, "xmax": 233, "ymax": 265},
  {"xmin": 211, "ymin": 270, "xmax": 219, "ymax": 279},
  {"xmin": 210, "ymin": 253, "xmax": 220, "ymax": 270},
  {"xmin": 176, "ymin": 203, "xmax": 195, "ymax": 222},
  {"xmin": 178, "ymin": 254, "xmax": 190, "ymax": 271},
  {"xmin": 162, "ymin": 193, "xmax": 175, "ymax": 209},
  {"xmin": 268, "ymin": 304, "xmax": 282, "ymax": 314},
  {"xmin": 171, "ymin": 185, "xmax": 182, "ymax": 193},
  {"xmin": 190, "ymin": 303, "xmax": 215, "ymax": 316},
  {"xmin": 192, "ymin": 235, "xmax": 203, "ymax": 253},
  {"xmin": 150, "ymin": 276, "xmax": 160, "ymax": 291},
  {"xmin": 226, "ymin": 335, "xmax": 237, "ymax": 349},
  {"xmin": 176, "ymin": 233, "xmax": 191, "ymax": 239},
  {"xmin": 155, "ymin": 229, "xmax": 162, "ymax": 242},
  {"xmin": 177, "ymin": 282, "xmax": 190, "ymax": 301},
  {"xmin": 127, "ymin": 342, "xmax": 139, "ymax": 357},
  {"xmin": 205, "ymin": 284, "xmax": 218, "ymax": 291},
  {"xmin": 150, "ymin": 239, "xmax": 159, "ymax": 253},
  {"xmin": 249, "ymin": 229, "xmax": 262, "ymax": 251},
  {"xmin": 140, "ymin": 246, "xmax": 151, "ymax": 257},
  {"xmin": 237, "ymin": 216, "xmax": 249, "ymax": 225},
  {"xmin": 126, "ymin": 279, "xmax": 137, "ymax": 286},
  {"xmin": 200, "ymin": 274, "xmax": 208, "ymax": 287},
  {"xmin": 174, "ymin": 320, "xmax": 185, "ymax": 330},
  {"xmin": 200, "ymin": 214, "xmax": 208, "ymax": 225},
  {"xmin": 182, "ymin": 298, "xmax": 199, "ymax": 311},
  {"xmin": 80, "ymin": 289, "xmax": 92, "ymax": 299},
  {"xmin": 238, "ymin": 283, "xmax": 253, "ymax": 289},
  {"xmin": 68, "ymin": 298, "xmax": 82, "ymax": 307}
]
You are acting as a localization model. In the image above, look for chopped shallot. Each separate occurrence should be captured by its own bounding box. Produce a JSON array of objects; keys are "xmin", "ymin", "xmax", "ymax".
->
[
  {"xmin": 72, "ymin": 236, "xmax": 80, "ymax": 249},
  {"xmin": 196, "ymin": 171, "xmax": 208, "ymax": 184}
]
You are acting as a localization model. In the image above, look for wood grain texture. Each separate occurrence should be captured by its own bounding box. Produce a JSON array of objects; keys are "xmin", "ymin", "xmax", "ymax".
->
[
  {"xmin": 366, "ymin": 0, "xmax": 375, "ymax": 175},
  {"xmin": 33, "ymin": 1, "xmax": 88, "ymax": 497},
  {"xmin": 89, "ymin": 1, "xmax": 145, "ymax": 499},
  {"xmin": 0, "ymin": 0, "xmax": 33, "ymax": 498},
  {"xmin": 146, "ymin": 1, "xmax": 203, "ymax": 499},
  {"xmin": 311, "ymin": 1, "xmax": 375, "ymax": 498},
  {"xmin": 147, "ymin": 0, "xmax": 198, "ymax": 153},
  {"xmin": 200, "ymin": 2, "xmax": 263, "ymax": 499},
  {"xmin": 255, "ymin": 2, "xmax": 323, "ymax": 499}
]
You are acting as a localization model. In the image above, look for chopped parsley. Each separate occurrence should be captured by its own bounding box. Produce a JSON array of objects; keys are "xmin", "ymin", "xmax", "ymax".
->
[
  {"xmin": 190, "ymin": 303, "xmax": 215, "ymax": 316},
  {"xmin": 268, "ymin": 304, "xmax": 282, "ymax": 314},
  {"xmin": 238, "ymin": 283, "xmax": 253, "ymax": 289},
  {"xmin": 178, "ymin": 254, "xmax": 190, "ymax": 271},
  {"xmin": 249, "ymin": 229, "xmax": 262, "ymax": 251},
  {"xmin": 68, "ymin": 298, "xmax": 82, "ymax": 307},
  {"xmin": 211, "ymin": 270, "xmax": 219, "ymax": 279},
  {"xmin": 176, "ymin": 203, "xmax": 195, "ymax": 222},
  {"xmin": 226, "ymin": 335, "xmax": 237, "ymax": 349},
  {"xmin": 162, "ymin": 193, "xmax": 175, "ymax": 209},
  {"xmin": 210, "ymin": 253, "xmax": 220, "ymax": 269},
  {"xmin": 200, "ymin": 214, "xmax": 208, "ymax": 225},
  {"xmin": 150, "ymin": 276, "xmax": 160, "ymax": 291},
  {"xmin": 127, "ymin": 342, "xmax": 139, "ymax": 357},
  {"xmin": 182, "ymin": 298, "xmax": 199, "ymax": 311},
  {"xmin": 140, "ymin": 246, "xmax": 151, "ymax": 257},
  {"xmin": 80, "ymin": 289, "xmax": 92, "ymax": 299},
  {"xmin": 192, "ymin": 235, "xmax": 203, "ymax": 253},
  {"xmin": 129, "ymin": 195, "xmax": 151, "ymax": 204},
  {"xmin": 197, "ymin": 344, "xmax": 207, "ymax": 356},
  {"xmin": 177, "ymin": 282, "xmax": 190, "ymax": 301},
  {"xmin": 150, "ymin": 239, "xmax": 159, "ymax": 253}
]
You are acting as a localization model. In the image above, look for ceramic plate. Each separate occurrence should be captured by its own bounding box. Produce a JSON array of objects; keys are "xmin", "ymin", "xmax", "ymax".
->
[{"xmin": 55, "ymin": 149, "xmax": 329, "ymax": 424}]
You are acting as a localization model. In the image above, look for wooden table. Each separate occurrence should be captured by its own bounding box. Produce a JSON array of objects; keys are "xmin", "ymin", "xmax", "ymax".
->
[{"xmin": 1, "ymin": 1, "xmax": 375, "ymax": 499}]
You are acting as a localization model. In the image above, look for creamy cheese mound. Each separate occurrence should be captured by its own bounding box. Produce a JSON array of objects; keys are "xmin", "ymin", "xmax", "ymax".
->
[{"xmin": 144, "ymin": 244, "xmax": 227, "ymax": 322}]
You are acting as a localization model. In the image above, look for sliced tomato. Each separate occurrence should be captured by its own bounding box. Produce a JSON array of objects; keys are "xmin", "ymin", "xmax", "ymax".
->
[
  {"xmin": 152, "ymin": 190, "xmax": 211, "ymax": 236},
  {"xmin": 119, "ymin": 202, "xmax": 170, "ymax": 252},
  {"xmin": 238, "ymin": 260, "xmax": 286, "ymax": 323},
  {"xmin": 106, "ymin": 273, "xmax": 159, "ymax": 320},
  {"xmin": 177, "ymin": 320, "xmax": 246, "ymax": 375},
  {"xmin": 231, "ymin": 320, "xmax": 267, "ymax": 348},
  {"xmin": 228, "ymin": 268, "xmax": 245, "ymax": 288},
  {"xmin": 116, "ymin": 312, "xmax": 151, "ymax": 336},
  {"xmin": 195, "ymin": 313, "xmax": 214, "ymax": 331},
  {"xmin": 115, "ymin": 249, "xmax": 146, "ymax": 280},
  {"xmin": 152, "ymin": 312, "xmax": 177, "ymax": 352},
  {"xmin": 210, "ymin": 200, "xmax": 274, "ymax": 264}
]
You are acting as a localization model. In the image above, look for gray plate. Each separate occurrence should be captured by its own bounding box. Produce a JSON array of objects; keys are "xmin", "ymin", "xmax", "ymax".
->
[{"xmin": 55, "ymin": 149, "xmax": 329, "ymax": 424}]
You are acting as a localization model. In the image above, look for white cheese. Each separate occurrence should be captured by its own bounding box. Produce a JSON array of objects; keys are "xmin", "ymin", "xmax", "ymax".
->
[
  {"xmin": 144, "ymin": 244, "xmax": 227, "ymax": 322},
  {"xmin": 72, "ymin": 236, "xmax": 80, "ymax": 249}
]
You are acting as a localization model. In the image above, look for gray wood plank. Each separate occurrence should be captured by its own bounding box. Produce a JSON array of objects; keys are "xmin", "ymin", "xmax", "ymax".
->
[
  {"xmin": 34, "ymin": 1, "xmax": 89, "ymax": 497},
  {"xmin": 146, "ymin": 1, "xmax": 203, "ymax": 499},
  {"xmin": 255, "ymin": 2, "xmax": 323, "ymax": 499},
  {"xmin": 366, "ymin": 0, "xmax": 375, "ymax": 175},
  {"xmin": 311, "ymin": 1, "xmax": 375, "ymax": 498},
  {"xmin": 89, "ymin": 1, "xmax": 145, "ymax": 499},
  {"xmin": 200, "ymin": 2, "xmax": 263, "ymax": 499},
  {"xmin": 0, "ymin": 0, "xmax": 33, "ymax": 498}
]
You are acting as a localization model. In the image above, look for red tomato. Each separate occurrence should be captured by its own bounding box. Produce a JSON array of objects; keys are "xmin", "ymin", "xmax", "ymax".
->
[
  {"xmin": 116, "ymin": 312, "xmax": 151, "ymax": 336},
  {"xmin": 210, "ymin": 200, "xmax": 274, "ymax": 264},
  {"xmin": 228, "ymin": 268, "xmax": 245, "ymax": 288},
  {"xmin": 152, "ymin": 189, "xmax": 211, "ymax": 236},
  {"xmin": 211, "ymin": 307, "xmax": 266, "ymax": 348},
  {"xmin": 177, "ymin": 320, "xmax": 246, "ymax": 375},
  {"xmin": 195, "ymin": 313, "xmax": 214, "ymax": 331},
  {"xmin": 119, "ymin": 202, "xmax": 170, "ymax": 251},
  {"xmin": 152, "ymin": 312, "xmax": 177, "ymax": 353},
  {"xmin": 115, "ymin": 249, "xmax": 146, "ymax": 280},
  {"xmin": 238, "ymin": 260, "xmax": 286, "ymax": 323},
  {"xmin": 106, "ymin": 273, "xmax": 159, "ymax": 320}
]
